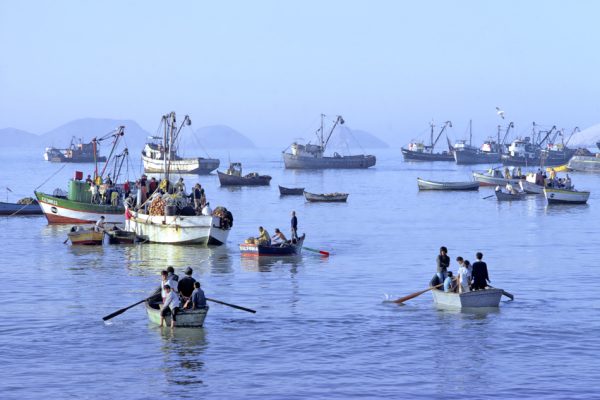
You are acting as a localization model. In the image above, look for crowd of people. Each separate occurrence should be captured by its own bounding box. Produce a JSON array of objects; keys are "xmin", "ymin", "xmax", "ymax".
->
[
  {"xmin": 433, "ymin": 246, "xmax": 491, "ymax": 293},
  {"xmin": 158, "ymin": 266, "xmax": 207, "ymax": 329},
  {"xmin": 254, "ymin": 211, "xmax": 299, "ymax": 246}
]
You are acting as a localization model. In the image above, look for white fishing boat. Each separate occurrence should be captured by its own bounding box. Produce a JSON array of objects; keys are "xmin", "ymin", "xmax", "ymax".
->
[
  {"xmin": 519, "ymin": 172, "xmax": 546, "ymax": 194},
  {"xmin": 431, "ymin": 288, "xmax": 503, "ymax": 309},
  {"xmin": 544, "ymin": 188, "xmax": 590, "ymax": 204},
  {"xmin": 141, "ymin": 112, "xmax": 219, "ymax": 174},
  {"xmin": 417, "ymin": 178, "xmax": 479, "ymax": 191},
  {"xmin": 473, "ymin": 169, "xmax": 523, "ymax": 186}
]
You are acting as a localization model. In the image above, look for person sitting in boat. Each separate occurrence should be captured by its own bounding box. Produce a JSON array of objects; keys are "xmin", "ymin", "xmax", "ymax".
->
[
  {"xmin": 505, "ymin": 183, "xmax": 518, "ymax": 195},
  {"xmin": 160, "ymin": 284, "xmax": 180, "ymax": 329},
  {"xmin": 564, "ymin": 174, "xmax": 573, "ymax": 190},
  {"xmin": 256, "ymin": 226, "xmax": 271, "ymax": 245},
  {"xmin": 456, "ymin": 257, "xmax": 471, "ymax": 293},
  {"xmin": 178, "ymin": 267, "xmax": 196, "ymax": 305},
  {"xmin": 443, "ymin": 271, "xmax": 457, "ymax": 293},
  {"xmin": 184, "ymin": 281, "xmax": 207, "ymax": 310},
  {"xmin": 271, "ymin": 228, "xmax": 288, "ymax": 245},
  {"xmin": 471, "ymin": 252, "xmax": 490, "ymax": 290},
  {"xmin": 201, "ymin": 202, "xmax": 212, "ymax": 216},
  {"xmin": 94, "ymin": 216, "xmax": 106, "ymax": 232}
]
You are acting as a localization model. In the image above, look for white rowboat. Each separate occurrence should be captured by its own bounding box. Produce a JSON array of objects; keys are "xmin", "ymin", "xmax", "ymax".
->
[
  {"xmin": 544, "ymin": 188, "xmax": 590, "ymax": 204},
  {"xmin": 417, "ymin": 178, "xmax": 479, "ymax": 191},
  {"xmin": 431, "ymin": 288, "xmax": 503, "ymax": 309}
]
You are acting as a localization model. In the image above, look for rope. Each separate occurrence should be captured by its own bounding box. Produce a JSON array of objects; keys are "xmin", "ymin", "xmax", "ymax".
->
[{"xmin": 34, "ymin": 163, "xmax": 67, "ymax": 191}]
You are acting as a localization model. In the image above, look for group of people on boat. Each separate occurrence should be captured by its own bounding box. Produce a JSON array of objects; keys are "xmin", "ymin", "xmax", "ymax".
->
[
  {"xmin": 158, "ymin": 266, "xmax": 207, "ymax": 329},
  {"xmin": 432, "ymin": 246, "xmax": 491, "ymax": 293},
  {"xmin": 253, "ymin": 211, "xmax": 299, "ymax": 247},
  {"xmin": 84, "ymin": 173, "xmax": 122, "ymax": 206}
]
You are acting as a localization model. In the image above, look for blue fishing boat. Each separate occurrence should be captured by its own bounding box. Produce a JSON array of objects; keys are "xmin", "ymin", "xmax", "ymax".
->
[{"xmin": 239, "ymin": 235, "xmax": 305, "ymax": 256}]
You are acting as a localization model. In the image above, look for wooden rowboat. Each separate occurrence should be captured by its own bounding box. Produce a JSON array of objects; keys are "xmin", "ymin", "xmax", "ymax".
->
[
  {"xmin": 544, "ymin": 188, "xmax": 590, "ymax": 204},
  {"xmin": 145, "ymin": 299, "xmax": 209, "ymax": 328},
  {"xmin": 431, "ymin": 288, "xmax": 503, "ymax": 309},
  {"xmin": 495, "ymin": 190, "xmax": 526, "ymax": 201},
  {"xmin": 417, "ymin": 178, "xmax": 479, "ymax": 191},
  {"xmin": 304, "ymin": 191, "xmax": 348, "ymax": 202},
  {"xmin": 240, "ymin": 234, "xmax": 305, "ymax": 256},
  {"xmin": 278, "ymin": 185, "xmax": 305, "ymax": 195},
  {"xmin": 68, "ymin": 227, "xmax": 104, "ymax": 245}
]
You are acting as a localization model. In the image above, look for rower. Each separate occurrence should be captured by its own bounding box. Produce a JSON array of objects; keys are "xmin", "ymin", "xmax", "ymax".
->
[{"xmin": 271, "ymin": 228, "xmax": 287, "ymax": 245}]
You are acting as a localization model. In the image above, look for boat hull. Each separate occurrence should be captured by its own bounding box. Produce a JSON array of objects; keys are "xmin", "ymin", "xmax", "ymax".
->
[
  {"xmin": 567, "ymin": 156, "xmax": 600, "ymax": 173},
  {"xmin": 217, "ymin": 171, "xmax": 271, "ymax": 186},
  {"xmin": 142, "ymin": 155, "xmax": 220, "ymax": 174},
  {"xmin": 34, "ymin": 191, "xmax": 124, "ymax": 224},
  {"xmin": 145, "ymin": 301, "xmax": 209, "ymax": 328},
  {"xmin": 278, "ymin": 186, "xmax": 305, "ymax": 195},
  {"xmin": 304, "ymin": 191, "xmax": 348, "ymax": 202},
  {"xmin": 519, "ymin": 180, "xmax": 544, "ymax": 194},
  {"xmin": 431, "ymin": 288, "xmax": 503, "ymax": 309},
  {"xmin": 239, "ymin": 235, "xmax": 305, "ymax": 256},
  {"xmin": 0, "ymin": 201, "xmax": 43, "ymax": 215},
  {"xmin": 454, "ymin": 149, "xmax": 501, "ymax": 165},
  {"xmin": 401, "ymin": 148, "xmax": 454, "ymax": 162},
  {"xmin": 472, "ymin": 172, "xmax": 522, "ymax": 187},
  {"xmin": 417, "ymin": 178, "xmax": 479, "ymax": 191},
  {"xmin": 544, "ymin": 188, "xmax": 590, "ymax": 204},
  {"xmin": 128, "ymin": 213, "xmax": 230, "ymax": 245},
  {"xmin": 283, "ymin": 152, "xmax": 376, "ymax": 169},
  {"xmin": 495, "ymin": 190, "xmax": 526, "ymax": 201},
  {"xmin": 68, "ymin": 229, "xmax": 104, "ymax": 245}
]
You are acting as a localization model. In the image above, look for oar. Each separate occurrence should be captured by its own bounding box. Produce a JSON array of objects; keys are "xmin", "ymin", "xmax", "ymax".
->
[
  {"xmin": 102, "ymin": 291, "xmax": 160, "ymax": 321},
  {"xmin": 488, "ymin": 285, "xmax": 514, "ymax": 300},
  {"xmin": 391, "ymin": 282, "xmax": 444, "ymax": 304},
  {"xmin": 206, "ymin": 297, "xmax": 256, "ymax": 314},
  {"xmin": 303, "ymin": 246, "xmax": 330, "ymax": 256},
  {"xmin": 482, "ymin": 194, "xmax": 495, "ymax": 200}
]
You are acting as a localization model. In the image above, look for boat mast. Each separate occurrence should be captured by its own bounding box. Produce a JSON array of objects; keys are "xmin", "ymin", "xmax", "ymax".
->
[
  {"xmin": 430, "ymin": 121, "xmax": 434, "ymax": 148},
  {"xmin": 323, "ymin": 115, "xmax": 344, "ymax": 149},
  {"xmin": 564, "ymin": 127, "xmax": 579, "ymax": 147},
  {"xmin": 163, "ymin": 114, "xmax": 168, "ymax": 181},
  {"xmin": 92, "ymin": 137, "xmax": 98, "ymax": 180},
  {"xmin": 99, "ymin": 126, "xmax": 125, "ymax": 178},
  {"xmin": 432, "ymin": 121, "xmax": 452, "ymax": 150},
  {"xmin": 469, "ymin": 120, "xmax": 472, "ymax": 146}
]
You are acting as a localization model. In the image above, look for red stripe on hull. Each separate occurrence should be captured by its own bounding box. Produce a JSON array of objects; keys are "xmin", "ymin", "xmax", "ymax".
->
[
  {"xmin": 71, "ymin": 240, "xmax": 103, "ymax": 245},
  {"xmin": 45, "ymin": 214, "xmax": 95, "ymax": 224}
]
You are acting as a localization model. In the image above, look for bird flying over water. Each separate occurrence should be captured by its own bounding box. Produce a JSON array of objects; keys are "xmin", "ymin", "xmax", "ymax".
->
[{"xmin": 496, "ymin": 107, "xmax": 505, "ymax": 119}]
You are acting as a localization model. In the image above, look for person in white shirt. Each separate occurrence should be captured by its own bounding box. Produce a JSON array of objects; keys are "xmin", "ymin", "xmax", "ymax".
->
[
  {"xmin": 95, "ymin": 216, "xmax": 106, "ymax": 232},
  {"xmin": 456, "ymin": 256, "xmax": 472, "ymax": 293},
  {"xmin": 160, "ymin": 285, "xmax": 181, "ymax": 328},
  {"xmin": 202, "ymin": 202, "xmax": 212, "ymax": 216},
  {"xmin": 271, "ymin": 228, "xmax": 287, "ymax": 245}
]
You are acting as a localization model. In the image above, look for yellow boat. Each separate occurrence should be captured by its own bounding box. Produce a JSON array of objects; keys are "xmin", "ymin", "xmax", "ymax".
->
[
  {"xmin": 546, "ymin": 164, "xmax": 570, "ymax": 173},
  {"xmin": 68, "ymin": 227, "xmax": 104, "ymax": 245}
]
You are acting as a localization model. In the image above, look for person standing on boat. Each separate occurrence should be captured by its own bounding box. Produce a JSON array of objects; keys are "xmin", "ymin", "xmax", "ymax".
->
[
  {"xmin": 191, "ymin": 184, "xmax": 203, "ymax": 211},
  {"xmin": 174, "ymin": 177, "xmax": 186, "ymax": 195},
  {"xmin": 456, "ymin": 257, "xmax": 471, "ymax": 293},
  {"xmin": 178, "ymin": 267, "xmax": 196, "ymax": 304},
  {"xmin": 160, "ymin": 285, "xmax": 180, "ymax": 329},
  {"xmin": 85, "ymin": 174, "xmax": 93, "ymax": 184},
  {"xmin": 436, "ymin": 246, "xmax": 450, "ymax": 283},
  {"xmin": 148, "ymin": 177, "xmax": 158, "ymax": 197},
  {"xmin": 291, "ymin": 211, "xmax": 298, "ymax": 240},
  {"xmin": 471, "ymin": 252, "xmax": 490, "ymax": 290},
  {"xmin": 201, "ymin": 202, "xmax": 212, "ymax": 216}
]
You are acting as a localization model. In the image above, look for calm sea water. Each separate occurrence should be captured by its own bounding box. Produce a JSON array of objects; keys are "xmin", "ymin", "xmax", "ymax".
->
[{"xmin": 1, "ymin": 147, "xmax": 599, "ymax": 399}]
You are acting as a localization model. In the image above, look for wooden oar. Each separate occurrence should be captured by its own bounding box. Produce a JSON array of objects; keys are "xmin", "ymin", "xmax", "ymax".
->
[
  {"xmin": 303, "ymin": 246, "xmax": 330, "ymax": 256},
  {"xmin": 482, "ymin": 194, "xmax": 495, "ymax": 200},
  {"xmin": 392, "ymin": 282, "xmax": 445, "ymax": 304},
  {"xmin": 102, "ymin": 291, "xmax": 160, "ymax": 321},
  {"xmin": 488, "ymin": 285, "xmax": 514, "ymax": 300},
  {"xmin": 206, "ymin": 297, "xmax": 256, "ymax": 313}
]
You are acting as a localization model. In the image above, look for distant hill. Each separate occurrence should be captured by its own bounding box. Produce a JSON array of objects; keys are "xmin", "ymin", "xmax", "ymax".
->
[
  {"xmin": 41, "ymin": 118, "xmax": 151, "ymax": 151},
  {"xmin": 327, "ymin": 126, "xmax": 389, "ymax": 149},
  {"xmin": 569, "ymin": 123, "xmax": 600, "ymax": 148},
  {"xmin": 0, "ymin": 128, "xmax": 41, "ymax": 147},
  {"xmin": 191, "ymin": 125, "xmax": 256, "ymax": 148}
]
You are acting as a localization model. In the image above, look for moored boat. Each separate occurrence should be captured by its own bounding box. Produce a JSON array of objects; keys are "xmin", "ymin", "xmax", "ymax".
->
[
  {"xmin": 402, "ymin": 121, "xmax": 454, "ymax": 162},
  {"xmin": 44, "ymin": 136, "xmax": 107, "ymax": 163},
  {"xmin": 145, "ymin": 299, "xmax": 209, "ymax": 328},
  {"xmin": 304, "ymin": 191, "xmax": 348, "ymax": 202},
  {"xmin": 282, "ymin": 114, "xmax": 376, "ymax": 169},
  {"xmin": 495, "ymin": 189, "xmax": 526, "ymax": 201},
  {"xmin": 544, "ymin": 188, "xmax": 590, "ymax": 204},
  {"xmin": 0, "ymin": 199, "xmax": 43, "ymax": 215},
  {"xmin": 417, "ymin": 178, "xmax": 479, "ymax": 191},
  {"xmin": 217, "ymin": 163, "xmax": 271, "ymax": 186},
  {"xmin": 278, "ymin": 185, "xmax": 305, "ymax": 195},
  {"xmin": 68, "ymin": 227, "xmax": 104, "ymax": 245},
  {"xmin": 431, "ymin": 288, "xmax": 503, "ymax": 309},
  {"xmin": 473, "ymin": 169, "xmax": 523, "ymax": 187},
  {"xmin": 239, "ymin": 234, "xmax": 305, "ymax": 256},
  {"xmin": 567, "ymin": 155, "xmax": 600, "ymax": 173},
  {"xmin": 106, "ymin": 229, "xmax": 139, "ymax": 244}
]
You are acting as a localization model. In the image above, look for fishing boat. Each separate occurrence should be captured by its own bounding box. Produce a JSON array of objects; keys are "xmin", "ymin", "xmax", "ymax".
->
[
  {"xmin": 0, "ymin": 199, "xmax": 43, "ymax": 215},
  {"xmin": 544, "ymin": 188, "xmax": 590, "ymax": 204},
  {"xmin": 304, "ymin": 191, "xmax": 348, "ymax": 202},
  {"xmin": 472, "ymin": 169, "xmax": 523, "ymax": 187},
  {"xmin": 44, "ymin": 137, "xmax": 107, "ymax": 163},
  {"xmin": 217, "ymin": 163, "xmax": 271, "ymax": 186},
  {"xmin": 141, "ymin": 113, "xmax": 219, "ymax": 174},
  {"xmin": 502, "ymin": 125, "xmax": 576, "ymax": 166},
  {"xmin": 518, "ymin": 172, "xmax": 547, "ymax": 194},
  {"xmin": 282, "ymin": 114, "xmax": 376, "ymax": 169},
  {"xmin": 145, "ymin": 299, "xmax": 209, "ymax": 328},
  {"xmin": 127, "ymin": 113, "xmax": 233, "ymax": 245},
  {"xmin": 68, "ymin": 227, "xmax": 104, "ymax": 245},
  {"xmin": 402, "ymin": 121, "xmax": 454, "ymax": 161},
  {"xmin": 239, "ymin": 234, "xmax": 305, "ymax": 256},
  {"xmin": 417, "ymin": 178, "xmax": 479, "ymax": 191},
  {"xmin": 567, "ymin": 154, "xmax": 600, "ymax": 173},
  {"xmin": 431, "ymin": 288, "xmax": 503, "ymax": 309},
  {"xmin": 495, "ymin": 189, "xmax": 526, "ymax": 201},
  {"xmin": 278, "ymin": 185, "xmax": 305, "ymax": 195},
  {"xmin": 35, "ymin": 127, "xmax": 129, "ymax": 224},
  {"xmin": 454, "ymin": 122, "xmax": 512, "ymax": 165}
]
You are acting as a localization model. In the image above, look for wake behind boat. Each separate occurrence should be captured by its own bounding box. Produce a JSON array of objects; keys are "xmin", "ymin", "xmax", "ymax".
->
[
  {"xmin": 417, "ymin": 178, "xmax": 479, "ymax": 191},
  {"xmin": 283, "ymin": 114, "xmax": 376, "ymax": 169}
]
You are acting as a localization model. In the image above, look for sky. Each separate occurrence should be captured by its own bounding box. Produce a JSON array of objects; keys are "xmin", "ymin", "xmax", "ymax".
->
[{"xmin": 1, "ymin": 0, "xmax": 600, "ymax": 146}]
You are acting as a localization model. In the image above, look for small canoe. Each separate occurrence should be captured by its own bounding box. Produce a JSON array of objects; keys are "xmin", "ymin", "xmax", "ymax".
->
[
  {"xmin": 304, "ymin": 191, "xmax": 349, "ymax": 202},
  {"xmin": 145, "ymin": 299, "xmax": 209, "ymax": 328},
  {"xmin": 279, "ymin": 185, "xmax": 305, "ymax": 195},
  {"xmin": 431, "ymin": 288, "xmax": 503, "ymax": 309},
  {"xmin": 68, "ymin": 228, "xmax": 104, "ymax": 245},
  {"xmin": 417, "ymin": 178, "xmax": 479, "ymax": 191},
  {"xmin": 0, "ymin": 200, "xmax": 43, "ymax": 215},
  {"xmin": 240, "ymin": 234, "xmax": 305, "ymax": 256},
  {"xmin": 106, "ymin": 229, "xmax": 139, "ymax": 244},
  {"xmin": 495, "ymin": 190, "xmax": 526, "ymax": 201},
  {"xmin": 544, "ymin": 188, "xmax": 590, "ymax": 204}
]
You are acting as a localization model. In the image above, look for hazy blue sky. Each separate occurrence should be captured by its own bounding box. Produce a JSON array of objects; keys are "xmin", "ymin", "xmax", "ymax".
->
[{"xmin": 1, "ymin": 0, "xmax": 599, "ymax": 145}]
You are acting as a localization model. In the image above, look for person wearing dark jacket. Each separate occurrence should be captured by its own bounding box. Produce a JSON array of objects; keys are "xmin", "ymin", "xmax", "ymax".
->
[
  {"xmin": 436, "ymin": 246, "xmax": 450, "ymax": 283},
  {"xmin": 291, "ymin": 211, "xmax": 298, "ymax": 240},
  {"xmin": 178, "ymin": 266, "xmax": 196, "ymax": 300},
  {"xmin": 471, "ymin": 252, "xmax": 490, "ymax": 290}
]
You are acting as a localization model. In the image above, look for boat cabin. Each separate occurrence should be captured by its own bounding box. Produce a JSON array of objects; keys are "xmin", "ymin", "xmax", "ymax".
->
[
  {"xmin": 290, "ymin": 142, "xmax": 324, "ymax": 158},
  {"xmin": 507, "ymin": 137, "xmax": 536, "ymax": 158},
  {"xmin": 407, "ymin": 141, "xmax": 428, "ymax": 153},
  {"xmin": 226, "ymin": 162, "xmax": 243, "ymax": 176},
  {"xmin": 142, "ymin": 141, "xmax": 178, "ymax": 161}
]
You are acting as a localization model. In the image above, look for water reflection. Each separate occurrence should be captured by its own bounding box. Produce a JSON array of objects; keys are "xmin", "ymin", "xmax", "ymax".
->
[
  {"xmin": 240, "ymin": 255, "xmax": 303, "ymax": 273},
  {"xmin": 156, "ymin": 326, "xmax": 208, "ymax": 386}
]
